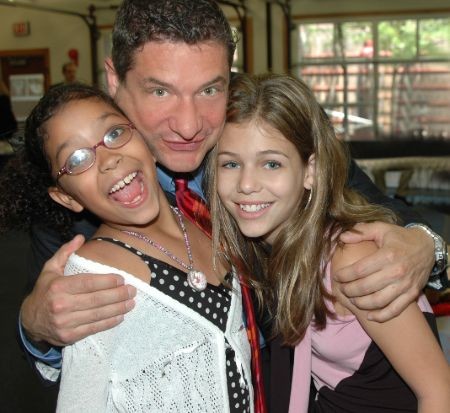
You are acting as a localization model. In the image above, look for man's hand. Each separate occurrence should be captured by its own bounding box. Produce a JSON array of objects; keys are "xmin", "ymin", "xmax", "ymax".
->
[
  {"xmin": 20, "ymin": 235, "xmax": 136, "ymax": 347},
  {"xmin": 335, "ymin": 222, "xmax": 434, "ymax": 322}
]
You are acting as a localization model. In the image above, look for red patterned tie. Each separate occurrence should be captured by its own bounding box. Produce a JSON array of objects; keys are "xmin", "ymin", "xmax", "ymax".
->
[
  {"xmin": 174, "ymin": 178, "xmax": 212, "ymax": 237},
  {"xmin": 174, "ymin": 177, "xmax": 267, "ymax": 413}
]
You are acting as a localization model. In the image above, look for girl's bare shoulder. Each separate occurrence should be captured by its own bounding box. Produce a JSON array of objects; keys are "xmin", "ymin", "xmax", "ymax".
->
[
  {"xmin": 75, "ymin": 237, "xmax": 151, "ymax": 282},
  {"xmin": 331, "ymin": 240, "xmax": 378, "ymax": 273}
]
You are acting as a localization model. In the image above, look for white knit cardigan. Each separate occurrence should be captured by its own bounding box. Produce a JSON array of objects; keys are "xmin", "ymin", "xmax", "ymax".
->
[{"xmin": 55, "ymin": 253, "xmax": 253, "ymax": 413}]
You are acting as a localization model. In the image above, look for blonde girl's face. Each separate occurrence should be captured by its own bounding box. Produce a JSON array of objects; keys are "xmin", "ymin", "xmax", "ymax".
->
[
  {"xmin": 217, "ymin": 120, "xmax": 315, "ymax": 245},
  {"xmin": 45, "ymin": 98, "xmax": 163, "ymax": 230}
]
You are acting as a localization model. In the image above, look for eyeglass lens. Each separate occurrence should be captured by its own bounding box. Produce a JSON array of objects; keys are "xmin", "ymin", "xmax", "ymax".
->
[{"xmin": 64, "ymin": 124, "xmax": 132, "ymax": 175}]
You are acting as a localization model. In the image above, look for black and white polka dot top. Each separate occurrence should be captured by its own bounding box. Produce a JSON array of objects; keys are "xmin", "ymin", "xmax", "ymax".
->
[{"xmin": 94, "ymin": 237, "xmax": 251, "ymax": 413}]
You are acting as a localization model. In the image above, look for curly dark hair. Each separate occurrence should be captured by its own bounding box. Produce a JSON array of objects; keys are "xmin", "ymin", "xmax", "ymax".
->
[
  {"xmin": 0, "ymin": 83, "xmax": 124, "ymax": 239},
  {"xmin": 112, "ymin": 0, "xmax": 236, "ymax": 82}
]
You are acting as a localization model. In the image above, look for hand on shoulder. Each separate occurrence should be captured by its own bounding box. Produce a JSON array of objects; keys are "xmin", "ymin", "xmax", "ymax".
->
[
  {"xmin": 331, "ymin": 240, "xmax": 378, "ymax": 314},
  {"xmin": 21, "ymin": 235, "xmax": 136, "ymax": 346},
  {"xmin": 332, "ymin": 239, "xmax": 379, "ymax": 273},
  {"xmin": 334, "ymin": 221, "xmax": 434, "ymax": 321}
]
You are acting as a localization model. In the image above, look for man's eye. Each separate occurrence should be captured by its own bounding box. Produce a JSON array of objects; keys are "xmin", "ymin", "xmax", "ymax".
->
[
  {"xmin": 202, "ymin": 86, "xmax": 218, "ymax": 96},
  {"xmin": 264, "ymin": 161, "xmax": 281, "ymax": 169},
  {"xmin": 152, "ymin": 89, "xmax": 168, "ymax": 97}
]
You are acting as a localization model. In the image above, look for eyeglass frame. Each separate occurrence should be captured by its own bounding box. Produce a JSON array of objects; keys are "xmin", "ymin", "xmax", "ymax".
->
[{"xmin": 56, "ymin": 122, "xmax": 135, "ymax": 182}]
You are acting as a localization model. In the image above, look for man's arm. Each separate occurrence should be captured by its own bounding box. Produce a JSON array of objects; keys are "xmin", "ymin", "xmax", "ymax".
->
[
  {"xmin": 19, "ymin": 219, "xmax": 136, "ymax": 377},
  {"xmin": 335, "ymin": 160, "xmax": 437, "ymax": 322},
  {"xmin": 21, "ymin": 234, "xmax": 136, "ymax": 346}
]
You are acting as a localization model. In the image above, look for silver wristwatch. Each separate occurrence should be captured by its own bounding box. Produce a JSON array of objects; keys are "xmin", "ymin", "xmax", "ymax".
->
[{"xmin": 406, "ymin": 223, "xmax": 449, "ymax": 291}]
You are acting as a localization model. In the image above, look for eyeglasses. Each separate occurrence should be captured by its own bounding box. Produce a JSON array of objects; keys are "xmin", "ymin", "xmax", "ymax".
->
[{"xmin": 56, "ymin": 123, "xmax": 135, "ymax": 181}]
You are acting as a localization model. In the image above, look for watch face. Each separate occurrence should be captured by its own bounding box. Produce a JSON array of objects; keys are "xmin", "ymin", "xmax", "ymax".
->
[
  {"xmin": 436, "ymin": 259, "xmax": 445, "ymax": 271},
  {"xmin": 433, "ymin": 234, "xmax": 447, "ymax": 272},
  {"xmin": 407, "ymin": 223, "xmax": 448, "ymax": 277}
]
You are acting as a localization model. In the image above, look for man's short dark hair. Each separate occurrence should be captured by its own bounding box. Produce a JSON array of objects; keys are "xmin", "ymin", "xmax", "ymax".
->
[
  {"xmin": 62, "ymin": 62, "xmax": 76, "ymax": 73},
  {"xmin": 112, "ymin": 0, "xmax": 236, "ymax": 82}
]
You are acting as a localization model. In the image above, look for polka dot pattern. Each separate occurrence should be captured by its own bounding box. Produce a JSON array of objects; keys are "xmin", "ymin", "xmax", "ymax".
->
[{"xmin": 93, "ymin": 237, "xmax": 251, "ymax": 412}]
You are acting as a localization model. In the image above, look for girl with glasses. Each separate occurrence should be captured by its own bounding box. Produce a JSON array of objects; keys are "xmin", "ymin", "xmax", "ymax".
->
[
  {"xmin": 0, "ymin": 83, "xmax": 253, "ymax": 412},
  {"xmin": 207, "ymin": 73, "xmax": 450, "ymax": 412}
]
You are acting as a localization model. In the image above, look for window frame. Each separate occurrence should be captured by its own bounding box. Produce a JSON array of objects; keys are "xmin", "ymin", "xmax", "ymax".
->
[{"xmin": 291, "ymin": 14, "xmax": 450, "ymax": 140}]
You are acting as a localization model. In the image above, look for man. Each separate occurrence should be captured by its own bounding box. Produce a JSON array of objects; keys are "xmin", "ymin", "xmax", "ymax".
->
[
  {"xmin": 19, "ymin": 0, "xmax": 445, "ymax": 411},
  {"xmin": 51, "ymin": 61, "xmax": 78, "ymax": 88}
]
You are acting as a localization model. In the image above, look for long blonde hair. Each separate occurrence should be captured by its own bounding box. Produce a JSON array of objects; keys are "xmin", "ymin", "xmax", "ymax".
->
[{"xmin": 206, "ymin": 73, "xmax": 397, "ymax": 345}]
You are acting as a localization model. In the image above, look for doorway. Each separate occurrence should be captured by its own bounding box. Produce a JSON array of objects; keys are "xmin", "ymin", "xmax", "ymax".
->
[{"xmin": 0, "ymin": 48, "xmax": 49, "ymax": 122}]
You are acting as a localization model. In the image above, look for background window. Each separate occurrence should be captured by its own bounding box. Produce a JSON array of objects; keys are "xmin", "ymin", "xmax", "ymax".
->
[{"xmin": 292, "ymin": 16, "xmax": 450, "ymax": 141}]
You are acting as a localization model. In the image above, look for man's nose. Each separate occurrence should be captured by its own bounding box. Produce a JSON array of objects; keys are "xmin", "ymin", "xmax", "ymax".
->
[{"xmin": 169, "ymin": 97, "xmax": 203, "ymax": 140}]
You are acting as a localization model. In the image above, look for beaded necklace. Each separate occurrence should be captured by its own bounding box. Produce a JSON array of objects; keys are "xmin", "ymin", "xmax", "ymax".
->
[{"xmin": 122, "ymin": 206, "xmax": 207, "ymax": 291}]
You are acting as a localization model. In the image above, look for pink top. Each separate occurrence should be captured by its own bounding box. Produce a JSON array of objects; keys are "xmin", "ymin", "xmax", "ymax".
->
[{"xmin": 289, "ymin": 262, "xmax": 433, "ymax": 412}]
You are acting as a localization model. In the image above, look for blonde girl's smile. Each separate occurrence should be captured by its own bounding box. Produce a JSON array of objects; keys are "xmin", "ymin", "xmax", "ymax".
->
[{"xmin": 238, "ymin": 202, "xmax": 272, "ymax": 214}]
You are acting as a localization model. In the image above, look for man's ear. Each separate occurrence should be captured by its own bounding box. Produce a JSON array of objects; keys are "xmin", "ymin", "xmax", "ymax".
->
[
  {"xmin": 105, "ymin": 57, "xmax": 119, "ymax": 98},
  {"xmin": 303, "ymin": 154, "xmax": 316, "ymax": 190},
  {"xmin": 48, "ymin": 186, "xmax": 84, "ymax": 213}
]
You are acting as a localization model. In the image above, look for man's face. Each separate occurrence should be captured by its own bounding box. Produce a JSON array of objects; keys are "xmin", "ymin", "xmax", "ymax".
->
[
  {"xmin": 64, "ymin": 64, "xmax": 77, "ymax": 83},
  {"xmin": 107, "ymin": 41, "xmax": 229, "ymax": 173}
]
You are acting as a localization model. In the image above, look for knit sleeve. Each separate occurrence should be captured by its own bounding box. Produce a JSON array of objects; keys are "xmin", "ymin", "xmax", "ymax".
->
[
  {"xmin": 56, "ymin": 253, "xmax": 132, "ymax": 412},
  {"xmin": 56, "ymin": 334, "xmax": 110, "ymax": 412}
]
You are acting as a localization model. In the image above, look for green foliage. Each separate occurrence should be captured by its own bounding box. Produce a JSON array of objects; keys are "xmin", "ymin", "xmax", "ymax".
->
[
  {"xmin": 299, "ymin": 18, "xmax": 450, "ymax": 60},
  {"xmin": 378, "ymin": 20, "xmax": 417, "ymax": 58},
  {"xmin": 419, "ymin": 19, "xmax": 450, "ymax": 57}
]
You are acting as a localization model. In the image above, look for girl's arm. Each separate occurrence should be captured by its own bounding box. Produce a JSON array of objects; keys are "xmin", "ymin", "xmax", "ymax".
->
[{"xmin": 332, "ymin": 241, "xmax": 450, "ymax": 413}]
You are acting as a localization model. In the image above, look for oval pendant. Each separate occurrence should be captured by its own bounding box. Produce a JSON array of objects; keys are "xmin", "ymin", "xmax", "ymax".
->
[{"xmin": 187, "ymin": 270, "xmax": 207, "ymax": 291}]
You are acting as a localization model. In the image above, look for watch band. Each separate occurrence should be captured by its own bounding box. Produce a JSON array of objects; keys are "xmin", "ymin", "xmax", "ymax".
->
[{"xmin": 406, "ymin": 223, "xmax": 449, "ymax": 291}]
